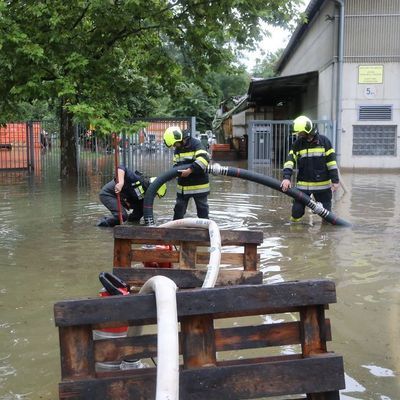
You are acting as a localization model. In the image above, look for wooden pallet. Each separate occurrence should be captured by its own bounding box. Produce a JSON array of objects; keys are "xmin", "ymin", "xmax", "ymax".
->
[
  {"xmin": 54, "ymin": 279, "xmax": 345, "ymax": 399},
  {"xmin": 113, "ymin": 225, "xmax": 264, "ymax": 289}
]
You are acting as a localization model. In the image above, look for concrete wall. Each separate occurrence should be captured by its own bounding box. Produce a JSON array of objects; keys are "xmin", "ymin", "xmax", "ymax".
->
[
  {"xmin": 232, "ymin": 107, "xmax": 274, "ymax": 138},
  {"xmin": 340, "ymin": 62, "xmax": 400, "ymax": 169},
  {"xmin": 280, "ymin": 2, "xmax": 337, "ymax": 77}
]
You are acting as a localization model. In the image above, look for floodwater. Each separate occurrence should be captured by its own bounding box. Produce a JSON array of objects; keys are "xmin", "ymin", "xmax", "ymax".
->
[{"xmin": 0, "ymin": 158, "xmax": 399, "ymax": 400}]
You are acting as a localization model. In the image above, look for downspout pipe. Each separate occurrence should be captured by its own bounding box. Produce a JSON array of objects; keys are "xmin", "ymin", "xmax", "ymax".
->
[
  {"xmin": 334, "ymin": 0, "xmax": 344, "ymax": 165},
  {"xmin": 143, "ymin": 164, "xmax": 352, "ymax": 227}
]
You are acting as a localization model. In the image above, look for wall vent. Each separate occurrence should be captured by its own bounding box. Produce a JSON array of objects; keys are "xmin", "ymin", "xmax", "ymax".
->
[{"xmin": 358, "ymin": 105, "xmax": 392, "ymax": 121}]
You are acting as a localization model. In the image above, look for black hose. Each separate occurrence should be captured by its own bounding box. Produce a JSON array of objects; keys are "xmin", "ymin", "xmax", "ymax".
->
[
  {"xmin": 143, "ymin": 163, "xmax": 352, "ymax": 227},
  {"xmin": 143, "ymin": 165, "xmax": 184, "ymax": 225}
]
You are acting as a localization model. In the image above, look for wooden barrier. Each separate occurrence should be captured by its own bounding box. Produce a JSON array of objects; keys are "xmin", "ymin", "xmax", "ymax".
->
[
  {"xmin": 113, "ymin": 225, "xmax": 264, "ymax": 289},
  {"xmin": 54, "ymin": 279, "xmax": 345, "ymax": 399}
]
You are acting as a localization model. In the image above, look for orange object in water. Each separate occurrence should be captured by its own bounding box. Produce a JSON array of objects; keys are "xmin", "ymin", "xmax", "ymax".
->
[{"xmin": 143, "ymin": 244, "xmax": 173, "ymax": 268}]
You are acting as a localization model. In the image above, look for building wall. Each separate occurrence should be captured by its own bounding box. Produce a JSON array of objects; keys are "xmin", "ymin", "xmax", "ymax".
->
[
  {"xmin": 345, "ymin": 0, "xmax": 400, "ymax": 63},
  {"xmin": 279, "ymin": 1, "xmax": 337, "ymax": 77},
  {"xmin": 341, "ymin": 62, "xmax": 400, "ymax": 169},
  {"xmin": 278, "ymin": 0, "xmax": 400, "ymax": 170},
  {"xmin": 318, "ymin": 63, "xmax": 335, "ymax": 121}
]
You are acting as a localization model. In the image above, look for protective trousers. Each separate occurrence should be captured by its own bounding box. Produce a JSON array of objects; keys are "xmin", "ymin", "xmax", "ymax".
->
[
  {"xmin": 292, "ymin": 188, "xmax": 332, "ymax": 219},
  {"xmin": 99, "ymin": 180, "xmax": 128, "ymax": 225},
  {"xmin": 173, "ymin": 193, "xmax": 209, "ymax": 220}
]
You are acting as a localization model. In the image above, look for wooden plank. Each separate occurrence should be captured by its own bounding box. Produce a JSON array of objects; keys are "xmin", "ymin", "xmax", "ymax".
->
[
  {"xmin": 131, "ymin": 248, "xmax": 179, "ymax": 263},
  {"xmin": 60, "ymin": 370, "xmax": 157, "ymax": 400},
  {"xmin": 113, "ymin": 238, "xmax": 132, "ymax": 268},
  {"xmin": 129, "ymin": 250, "xmax": 259, "ymax": 266},
  {"xmin": 243, "ymin": 243, "xmax": 258, "ymax": 271},
  {"xmin": 216, "ymin": 321, "xmax": 305, "ymax": 351},
  {"xmin": 92, "ymin": 320, "xmax": 331, "ymax": 363},
  {"xmin": 59, "ymin": 355, "xmax": 344, "ymax": 399},
  {"xmin": 114, "ymin": 226, "xmax": 263, "ymax": 245},
  {"xmin": 59, "ymin": 326, "xmax": 95, "ymax": 380},
  {"xmin": 181, "ymin": 315, "xmax": 217, "ymax": 368},
  {"xmin": 54, "ymin": 280, "xmax": 336, "ymax": 327},
  {"xmin": 113, "ymin": 268, "xmax": 263, "ymax": 289},
  {"xmin": 197, "ymin": 252, "xmax": 260, "ymax": 266},
  {"xmin": 308, "ymin": 392, "xmax": 341, "ymax": 400},
  {"xmin": 300, "ymin": 305, "xmax": 327, "ymax": 356},
  {"xmin": 180, "ymin": 241, "xmax": 196, "ymax": 269},
  {"xmin": 179, "ymin": 355, "xmax": 345, "ymax": 399},
  {"xmin": 94, "ymin": 333, "xmax": 158, "ymax": 362}
]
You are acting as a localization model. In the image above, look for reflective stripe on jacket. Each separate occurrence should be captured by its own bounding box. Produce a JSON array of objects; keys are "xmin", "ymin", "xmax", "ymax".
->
[
  {"xmin": 118, "ymin": 166, "xmax": 148, "ymax": 205},
  {"xmin": 173, "ymin": 137, "xmax": 210, "ymax": 196},
  {"xmin": 283, "ymin": 133, "xmax": 339, "ymax": 192}
]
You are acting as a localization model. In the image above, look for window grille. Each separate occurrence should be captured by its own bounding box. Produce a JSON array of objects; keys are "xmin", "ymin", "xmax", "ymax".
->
[{"xmin": 352, "ymin": 125, "xmax": 396, "ymax": 156}]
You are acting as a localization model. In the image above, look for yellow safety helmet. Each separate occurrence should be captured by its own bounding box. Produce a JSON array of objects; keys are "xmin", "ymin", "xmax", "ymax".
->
[
  {"xmin": 293, "ymin": 116, "xmax": 314, "ymax": 135},
  {"xmin": 150, "ymin": 177, "xmax": 167, "ymax": 198},
  {"xmin": 163, "ymin": 126, "xmax": 183, "ymax": 147}
]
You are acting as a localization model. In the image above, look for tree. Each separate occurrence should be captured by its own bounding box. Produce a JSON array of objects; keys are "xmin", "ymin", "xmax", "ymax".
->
[
  {"xmin": 251, "ymin": 48, "xmax": 284, "ymax": 78},
  {"xmin": 0, "ymin": 0, "xmax": 303, "ymax": 178}
]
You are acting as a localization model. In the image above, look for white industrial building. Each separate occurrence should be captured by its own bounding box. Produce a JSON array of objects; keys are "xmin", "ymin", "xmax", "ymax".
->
[{"xmin": 230, "ymin": 0, "xmax": 400, "ymax": 170}]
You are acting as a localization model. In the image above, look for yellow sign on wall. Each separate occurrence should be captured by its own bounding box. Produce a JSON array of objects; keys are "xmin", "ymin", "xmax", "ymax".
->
[{"xmin": 358, "ymin": 65, "xmax": 383, "ymax": 84}]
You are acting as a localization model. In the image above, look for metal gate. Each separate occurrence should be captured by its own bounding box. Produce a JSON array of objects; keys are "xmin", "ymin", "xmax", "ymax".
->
[
  {"xmin": 1, "ymin": 117, "xmax": 193, "ymax": 177},
  {"xmin": 247, "ymin": 120, "xmax": 335, "ymax": 175},
  {"xmin": 0, "ymin": 122, "xmax": 40, "ymax": 171}
]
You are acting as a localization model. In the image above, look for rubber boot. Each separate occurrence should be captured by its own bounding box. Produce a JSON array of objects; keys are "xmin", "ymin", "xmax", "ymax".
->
[{"xmin": 97, "ymin": 216, "xmax": 119, "ymax": 227}]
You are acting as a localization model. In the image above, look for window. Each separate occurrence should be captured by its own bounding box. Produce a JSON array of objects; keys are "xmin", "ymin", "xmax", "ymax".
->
[{"xmin": 352, "ymin": 125, "xmax": 396, "ymax": 156}]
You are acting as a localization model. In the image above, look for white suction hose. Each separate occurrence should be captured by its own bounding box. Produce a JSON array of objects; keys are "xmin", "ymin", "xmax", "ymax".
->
[
  {"xmin": 138, "ymin": 276, "xmax": 179, "ymax": 400},
  {"xmin": 127, "ymin": 218, "xmax": 221, "ymax": 400},
  {"xmin": 160, "ymin": 218, "xmax": 222, "ymax": 288}
]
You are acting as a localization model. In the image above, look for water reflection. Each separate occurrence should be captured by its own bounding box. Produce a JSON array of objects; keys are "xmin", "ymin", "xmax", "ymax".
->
[{"xmin": 0, "ymin": 164, "xmax": 399, "ymax": 399}]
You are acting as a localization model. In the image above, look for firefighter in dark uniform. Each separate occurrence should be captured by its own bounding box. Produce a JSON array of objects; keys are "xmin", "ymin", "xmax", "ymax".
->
[
  {"xmin": 163, "ymin": 126, "xmax": 210, "ymax": 220},
  {"xmin": 280, "ymin": 115, "xmax": 340, "ymax": 222},
  {"xmin": 97, "ymin": 166, "xmax": 167, "ymax": 227}
]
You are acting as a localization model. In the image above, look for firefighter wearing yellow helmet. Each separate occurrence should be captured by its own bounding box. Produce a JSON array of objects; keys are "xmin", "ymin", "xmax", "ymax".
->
[
  {"xmin": 98, "ymin": 166, "xmax": 167, "ymax": 227},
  {"xmin": 280, "ymin": 116, "xmax": 340, "ymax": 223},
  {"xmin": 163, "ymin": 126, "xmax": 210, "ymax": 220}
]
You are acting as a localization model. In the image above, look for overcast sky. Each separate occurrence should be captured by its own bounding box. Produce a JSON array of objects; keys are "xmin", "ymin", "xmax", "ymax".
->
[
  {"xmin": 242, "ymin": 0, "xmax": 308, "ymax": 71},
  {"xmin": 241, "ymin": 26, "xmax": 292, "ymax": 70}
]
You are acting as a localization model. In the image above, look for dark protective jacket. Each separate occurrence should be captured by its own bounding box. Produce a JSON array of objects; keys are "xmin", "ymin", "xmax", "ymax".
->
[
  {"xmin": 173, "ymin": 137, "xmax": 210, "ymax": 197},
  {"xmin": 282, "ymin": 133, "xmax": 339, "ymax": 191},
  {"xmin": 117, "ymin": 166, "xmax": 149, "ymax": 209}
]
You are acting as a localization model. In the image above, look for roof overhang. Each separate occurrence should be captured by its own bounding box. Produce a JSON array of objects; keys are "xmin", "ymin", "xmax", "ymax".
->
[{"xmin": 247, "ymin": 71, "xmax": 318, "ymax": 107}]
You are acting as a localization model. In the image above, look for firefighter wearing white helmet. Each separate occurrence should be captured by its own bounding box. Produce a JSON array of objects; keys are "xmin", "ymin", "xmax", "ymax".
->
[
  {"xmin": 280, "ymin": 116, "xmax": 340, "ymax": 223},
  {"xmin": 163, "ymin": 126, "xmax": 210, "ymax": 220},
  {"xmin": 97, "ymin": 166, "xmax": 167, "ymax": 227}
]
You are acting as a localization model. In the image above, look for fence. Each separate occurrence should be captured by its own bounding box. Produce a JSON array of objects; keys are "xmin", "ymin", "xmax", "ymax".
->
[
  {"xmin": 0, "ymin": 122, "xmax": 42, "ymax": 172},
  {"xmin": 247, "ymin": 120, "xmax": 335, "ymax": 177},
  {"xmin": 1, "ymin": 118, "xmax": 193, "ymax": 178}
]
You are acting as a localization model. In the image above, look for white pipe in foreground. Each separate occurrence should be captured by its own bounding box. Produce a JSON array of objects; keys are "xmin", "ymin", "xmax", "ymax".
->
[
  {"xmin": 160, "ymin": 218, "xmax": 222, "ymax": 288},
  {"xmin": 137, "ymin": 276, "xmax": 179, "ymax": 400}
]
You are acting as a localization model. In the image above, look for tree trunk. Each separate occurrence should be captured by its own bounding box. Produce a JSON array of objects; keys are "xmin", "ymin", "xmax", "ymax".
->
[{"xmin": 59, "ymin": 102, "xmax": 78, "ymax": 178}]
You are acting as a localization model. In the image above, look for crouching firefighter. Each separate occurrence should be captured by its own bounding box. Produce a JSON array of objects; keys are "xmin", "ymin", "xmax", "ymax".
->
[
  {"xmin": 280, "ymin": 115, "xmax": 340, "ymax": 222},
  {"xmin": 97, "ymin": 166, "xmax": 167, "ymax": 227},
  {"xmin": 163, "ymin": 126, "xmax": 210, "ymax": 220}
]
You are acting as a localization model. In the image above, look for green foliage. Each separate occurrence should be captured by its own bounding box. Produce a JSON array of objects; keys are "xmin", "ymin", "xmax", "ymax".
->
[
  {"xmin": 251, "ymin": 48, "xmax": 284, "ymax": 78},
  {"xmin": 0, "ymin": 0, "xmax": 302, "ymax": 174}
]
